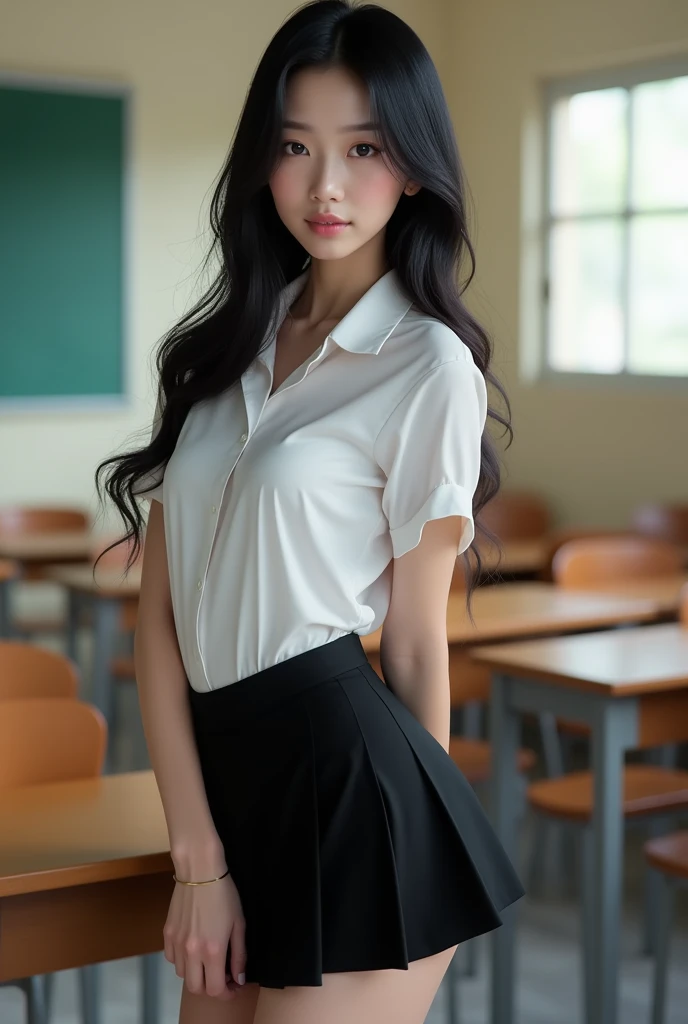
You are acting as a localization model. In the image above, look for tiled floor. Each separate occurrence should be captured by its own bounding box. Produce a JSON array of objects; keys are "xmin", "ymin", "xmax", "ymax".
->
[{"xmin": 2, "ymin": 636, "xmax": 687, "ymax": 1023}]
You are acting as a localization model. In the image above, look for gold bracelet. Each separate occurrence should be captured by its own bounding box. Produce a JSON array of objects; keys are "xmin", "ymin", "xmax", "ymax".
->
[{"xmin": 173, "ymin": 867, "xmax": 230, "ymax": 886}]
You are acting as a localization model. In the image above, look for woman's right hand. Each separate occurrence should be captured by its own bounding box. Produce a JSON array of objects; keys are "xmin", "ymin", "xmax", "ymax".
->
[{"xmin": 163, "ymin": 870, "xmax": 247, "ymax": 1001}]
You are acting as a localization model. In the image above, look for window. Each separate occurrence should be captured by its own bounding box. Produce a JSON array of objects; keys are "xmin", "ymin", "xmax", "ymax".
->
[{"xmin": 542, "ymin": 62, "xmax": 688, "ymax": 379}]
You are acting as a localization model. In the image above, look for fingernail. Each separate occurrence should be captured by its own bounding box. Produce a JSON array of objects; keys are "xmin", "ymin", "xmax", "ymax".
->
[{"xmin": 238, "ymin": 973, "xmax": 246, "ymax": 985}]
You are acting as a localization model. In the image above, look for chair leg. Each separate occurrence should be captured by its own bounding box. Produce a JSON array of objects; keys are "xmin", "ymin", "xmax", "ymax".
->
[
  {"xmin": 461, "ymin": 937, "xmax": 479, "ymax": 978},
  {"xmin": 580, "ymin": 825, "xmax": 595, "ymax": 1024},
  {"xmin": 25, "ymin": 976, "xmax": 49, "ymax": 1024},
  {"xmin": 643, "ymin": 818, "xmax": 672, "ymax": 957},
  {"xmin": 79, "ymin": 964, "xmax": 103, "ymax": 1024},
  {"xmin": 651, "ymin": 873, "xmax": 675, "ymax": 1024},
  {"xmin": 141, "ymin": 953, "xmax": 162, "ymax": 1024},
  {"xmin": 525, "ymin": 812, "xmax": 549, "ymax": 897},
  {"xmin": 42, "ymin": 974, "xmax": 56, "ymax": 1020}
]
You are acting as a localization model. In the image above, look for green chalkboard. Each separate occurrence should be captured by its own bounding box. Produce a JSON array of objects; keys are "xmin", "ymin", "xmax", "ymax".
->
[{"xmin": 0, "ymin": 82, "xmax": 126, "ymax": 401}]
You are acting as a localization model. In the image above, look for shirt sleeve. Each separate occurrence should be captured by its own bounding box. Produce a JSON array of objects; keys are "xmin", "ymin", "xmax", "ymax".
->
[
  {"xmin": 373, "ymin": 355, "xmax": 488, "ymax": 560},
  {"xmin": 132, "ymin": 387, "xmax": 166, "ymax": 504}
]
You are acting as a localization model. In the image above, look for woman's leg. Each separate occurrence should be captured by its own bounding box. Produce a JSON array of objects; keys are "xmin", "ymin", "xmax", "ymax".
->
[
  {"xmin": 179, "ymin": 981, "xmax": 260, "ymax": 1024},
  {"xmin": 252, "ymin": 945, "xmax": 459, "ymax": 1024}
]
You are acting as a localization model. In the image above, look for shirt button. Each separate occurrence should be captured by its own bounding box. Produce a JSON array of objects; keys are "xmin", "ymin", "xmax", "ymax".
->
[
  {"xmin": 211, "ymin": 505, "xmax": 217, "ymax": 514},
  {"xmin": 240, "ymin": 432, "xmax": 248, "ymax": 442},
  {"xmin": 197, "ymin": 580, "xmax": 202, "ymax": 591}
]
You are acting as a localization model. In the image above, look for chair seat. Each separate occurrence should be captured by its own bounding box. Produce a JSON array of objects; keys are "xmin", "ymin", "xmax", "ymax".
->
[
  {"xmin": 528, "ymin": 765, "xmax": 688, "ymax": 822},
  {"xmin": 644, "ymin": 830, "xmax": 688, "ymax": 879},
  {"xmin": 449, "ymin": 736, "xmax": 536, "ymax": 785}
]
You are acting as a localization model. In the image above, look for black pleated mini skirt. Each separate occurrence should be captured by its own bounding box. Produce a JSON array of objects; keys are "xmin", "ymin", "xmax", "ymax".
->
[{"xmin": 187, "ymin": 631, "xmax": 524, "ymax": 990}]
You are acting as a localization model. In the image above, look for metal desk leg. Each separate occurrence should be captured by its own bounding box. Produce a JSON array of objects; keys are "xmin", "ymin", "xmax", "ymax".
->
[
  {"xmin": 589, "ymin": 699, "xmax": 635, "ymax": 1024},
  {"xmin": 66, "ymin": 590, "xmax": 82, "ymax": 667},
  {"xmin": 141, "ymin": 952, "xmax": 161, "ymax": 1024},
  {"xmin": 91, "ymin": 597, "xmax": 121, "ymax": 769},
  {"xmin": 0, "ymin": 578, "xmax": 11, "ymax": 638},
  {"xmin": 489, "ymin": 672, "xmax": 520, "ymax": 1024}
]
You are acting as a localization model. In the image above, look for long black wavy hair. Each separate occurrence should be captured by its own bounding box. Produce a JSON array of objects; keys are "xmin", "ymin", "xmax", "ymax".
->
[{"xmin": 95, "ymin": 0, "xmax": 512, "ymax": 616}]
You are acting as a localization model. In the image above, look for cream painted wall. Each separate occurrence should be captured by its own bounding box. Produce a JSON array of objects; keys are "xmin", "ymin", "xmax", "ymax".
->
[
  {"xmin": 445, "ymin": 0, "xmax": 688, "ymax": 528},
  {"xmin": 0, "ymin": 0, "xmax": 449, "ymax": 530}
]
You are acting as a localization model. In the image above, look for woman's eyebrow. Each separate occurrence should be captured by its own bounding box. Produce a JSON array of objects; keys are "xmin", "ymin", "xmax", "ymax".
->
[{"xmin": 282, "ymin": 120, "xmax": 381, "ymax": 132}]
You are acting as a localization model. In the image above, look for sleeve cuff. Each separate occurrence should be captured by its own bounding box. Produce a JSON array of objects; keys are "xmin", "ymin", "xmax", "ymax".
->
[
  {"xmin": 132, "ymin": 469, "xmax": 164, "ymax": 503},
  {"xmin": 389, "ymin": 481, "xmax": 475, "ymax": 560}
]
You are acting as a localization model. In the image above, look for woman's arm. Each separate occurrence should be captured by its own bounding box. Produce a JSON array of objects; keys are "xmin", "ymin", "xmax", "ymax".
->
[
  {"xmin": 378, "ymin": 514, "xmax": 467, "ymax": 752},
  {"xmin": 134, "ymin": 499, "xmax": 226, "ymax": 880}
]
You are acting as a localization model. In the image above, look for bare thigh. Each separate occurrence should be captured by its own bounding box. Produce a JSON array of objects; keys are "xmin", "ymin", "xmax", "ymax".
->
[
  {"xmin": 178, "ymin": 982, "xmax": 260, "ymax": 1024},
  {"xmin": 253, "ymin": 945, "xmax": 459, "ymax": 1024}
]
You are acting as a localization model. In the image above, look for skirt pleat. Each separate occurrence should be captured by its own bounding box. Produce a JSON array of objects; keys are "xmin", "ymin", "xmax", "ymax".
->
[{"xmin": 187, "ymin": 632, "xmax": 524, "ymax": 989}]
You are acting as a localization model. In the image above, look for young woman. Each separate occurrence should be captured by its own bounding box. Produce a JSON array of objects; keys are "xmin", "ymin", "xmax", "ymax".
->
[{"xmin": 97, "ymin": 2, "xmax": 523, "ymax": 1021}]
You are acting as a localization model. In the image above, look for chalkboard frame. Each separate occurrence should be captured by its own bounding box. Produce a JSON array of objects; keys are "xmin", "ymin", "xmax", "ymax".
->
[{"xmin": 0, "ymin": 71, "xmax": 133, "ymax": 412}]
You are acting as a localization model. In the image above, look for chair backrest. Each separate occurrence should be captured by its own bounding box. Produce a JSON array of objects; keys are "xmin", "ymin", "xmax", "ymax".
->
[
  {"xmin": 539, "ymin": 528, "xmax": 639, "ymax": 582},
  {"xmin": 478, "ymin": 491, "xmax": 551, "ymax": 541},
  {"xmin": 0, "ymin": 506, "xmax": 89, "ymax": 535},
  {"xmin": 632, "ymin": 503, "xmax": 688, "ymax": 546},
  {"xmin": 0, "ymin": 699, "xmax": 106, "ymax": 788},
  {"xmin": 552, "ymin": 536, "xmax": 684, "ymax": 588},
  {"xmin": 0, "ymin": 642, "xmax": 79, "ymax": 699}
]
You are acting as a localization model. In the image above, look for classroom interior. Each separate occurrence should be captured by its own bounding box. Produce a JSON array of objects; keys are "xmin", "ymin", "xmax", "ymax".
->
[{"xmin": 1, "ymin": 1, "xmax": 687, "ymax": 1023}]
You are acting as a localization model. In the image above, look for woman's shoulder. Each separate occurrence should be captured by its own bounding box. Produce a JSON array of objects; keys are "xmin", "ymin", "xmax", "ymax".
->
[{"xmin": 391, "ymin": 307, "xmax": 479, "ymax": 379}]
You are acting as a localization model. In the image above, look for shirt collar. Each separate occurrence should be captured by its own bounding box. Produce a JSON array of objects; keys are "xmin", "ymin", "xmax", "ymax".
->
[{"xmin": 268, "ymin": 267, "xmax": 414, "ymax": 359}]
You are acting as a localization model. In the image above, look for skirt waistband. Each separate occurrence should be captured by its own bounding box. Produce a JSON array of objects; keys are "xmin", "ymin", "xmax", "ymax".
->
[{"xmin": 187, "ymin": 631, "xmax": 370, "ymax": 731}]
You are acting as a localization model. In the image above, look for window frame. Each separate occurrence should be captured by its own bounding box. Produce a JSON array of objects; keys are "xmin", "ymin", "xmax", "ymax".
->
[{"xmin": 538, "ymin": 56, "xmax": 688, "ymax": 390}]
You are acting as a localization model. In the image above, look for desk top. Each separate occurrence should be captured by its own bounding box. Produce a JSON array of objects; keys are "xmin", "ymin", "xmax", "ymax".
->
[
  {"xmin": 362, "ymin": 582, "xmax": 660, "ymax": 650},
  {"xmin": 45, "ymin": 563, "xmax": 142, "ymax": 598},
  {"xmin": 0, "ymin": 770, "xmax": 170, "ymax": 898},
  {"xmin": 471, "ymin": 621, "xmax": 688, "ymax": 696},
  {"xmin": 564, "ymin": 575, "xmax": 688, "ymax": 614},
  {"xmin": 475, "ymin": 538, "xmax": 549, "ymax": 575},
  {"xmin": 0, "ymin": 532, "xmax": 95, "ymax": 564}
]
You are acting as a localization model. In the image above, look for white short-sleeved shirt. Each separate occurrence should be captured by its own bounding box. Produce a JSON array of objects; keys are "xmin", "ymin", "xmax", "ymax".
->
[{"xmin": 136, "ymin": 268, "xmax": 488, "ymax": 691}]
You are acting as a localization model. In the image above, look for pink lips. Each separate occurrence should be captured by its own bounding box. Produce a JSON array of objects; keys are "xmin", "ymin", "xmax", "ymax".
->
[{"xmin": 306, "ymin": 220, "xmax": 351, "ymax": 237}]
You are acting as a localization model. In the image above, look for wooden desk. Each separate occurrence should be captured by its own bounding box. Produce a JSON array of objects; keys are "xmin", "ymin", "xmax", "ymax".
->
[
  {"xmin": 361, "ymin": 582, "xmax": 661, "ymax": 652},
  {"xmin": 0, "ymin": 559, "xmax": 19, "ymax": 638},
  {"xmin": 563, "ymin": 574, "xmax": 688, "ymax": 616},
  {"xmin": 0, "ymin": 531, "xmax": 96, "ymax": 569},
  {"xmin": 45, "ymin": 565, "xmax": 141, "ymax": 743},
  {"xmin": 0, "ymin": 770, "xmax": 171, "ymax": 1021},
  {"xmin": 475, "ymin": 539, "xmax": 550, "ymax": 577},
  {"xmin": 471, "ymin": 623, "xmax": 688, "ymax": 1024}
]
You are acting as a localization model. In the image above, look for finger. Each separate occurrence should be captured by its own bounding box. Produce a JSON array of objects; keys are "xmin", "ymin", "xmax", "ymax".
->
[
  {"xmin": 183, "ymin": 950, "xmax": 205, "ymax": 996},
  {"xmin": 174, "ymin": 947, "xmax": 186, "ymax": 981},
  {"xmin": 203, "ymin": 944, "xmax": 230, "ymax": 999},
  {"xmin": 229, "ymin": 919, "xmax": 247, "ymax": 987}
]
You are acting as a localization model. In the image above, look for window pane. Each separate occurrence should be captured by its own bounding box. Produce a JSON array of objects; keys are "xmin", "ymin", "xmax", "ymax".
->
[
  {"xmin": 548, "ymin": 219, "xmax": 624, "ymax": 373},
  {"xmin": 550, "ymin": 89, "xmax": 627, "ymax": 216},
  {"xmin": 628, "ymin": 214, "xmax": 688, "ymax": 375},
  {"xmin": 632, "ymin": 76, "xmax": 688, "ymax": 209}
]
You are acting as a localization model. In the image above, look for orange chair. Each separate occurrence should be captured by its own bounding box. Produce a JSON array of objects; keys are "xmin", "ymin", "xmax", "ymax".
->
[
  {"xmin": 478, "ymin": 490, "xmax": 551, "ymax": 541},
  {"xmin": 632, "ymin": 503, "xmax": 688, "ymax": 548},
  {"xmin": 0, "ymin": 641, "xmax": 79, "ymax": 699},
  {"xmin": 643, "ymin": 831, "xmax": 688, "ymax": 1024},
  {"xmin": 0, "ymin": 698, "xmax": 106, "ymax": 1024},
  {"xmin": 537, "ymin": 526, "xmax": 638, "ymax": 583},
  {"xmin": 0, "ymin": 506, "xmax": 90, "ymax": 637},
  {"xmin": 552, "ymin": 535, "xmax": 684, "ymax": 586}
]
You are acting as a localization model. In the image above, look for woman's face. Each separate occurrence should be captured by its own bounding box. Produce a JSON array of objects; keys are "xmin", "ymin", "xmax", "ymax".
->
[{"xmin": 269, "ymin": 65, "xmax": 419, "ymax": 261}]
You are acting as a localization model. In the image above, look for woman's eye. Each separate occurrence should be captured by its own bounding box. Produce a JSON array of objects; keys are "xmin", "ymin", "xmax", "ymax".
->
[
  {"xmin": 282, "ymin": 141, "xmax": 381, "ymax": 158},
  {"xmin": 351, "ymin": 143, "xmax": 380, "ymax": 158}
]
